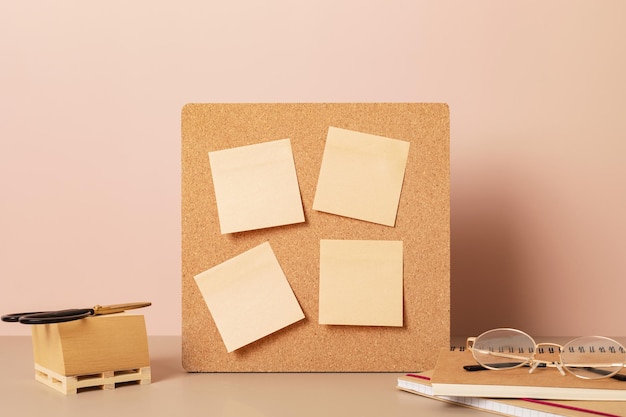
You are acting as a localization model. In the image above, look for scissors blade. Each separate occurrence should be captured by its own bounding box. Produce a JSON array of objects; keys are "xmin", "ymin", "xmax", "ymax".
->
[{"xmin": 92, "ymin": 302, "xmax": 151, "ymax": 316}]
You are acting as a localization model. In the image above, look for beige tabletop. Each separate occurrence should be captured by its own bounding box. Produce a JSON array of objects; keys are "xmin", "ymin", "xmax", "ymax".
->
[{"xmin": 0, "ymin": 336, "xmax": 491, "ymax": 417}]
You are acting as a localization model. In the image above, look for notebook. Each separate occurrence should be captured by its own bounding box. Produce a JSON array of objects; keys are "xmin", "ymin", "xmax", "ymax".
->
[
  {"xmin": 398, "ymin": 372, "xmax": 626, "ymax": 417},
  {"xmin": 430, "ymin": 348, "xmax": 626, "ymax": 401}
]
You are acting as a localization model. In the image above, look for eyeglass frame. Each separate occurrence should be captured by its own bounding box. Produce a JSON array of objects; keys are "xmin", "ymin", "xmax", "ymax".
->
[{"xmin": 466, "ymin": 328, "xmax": 626, "ymax": 380}]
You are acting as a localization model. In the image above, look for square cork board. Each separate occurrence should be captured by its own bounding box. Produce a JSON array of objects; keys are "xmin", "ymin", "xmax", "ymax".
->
[{"xmin": 182, "ymin": 103, "xmax": 450, "ymax": 372}]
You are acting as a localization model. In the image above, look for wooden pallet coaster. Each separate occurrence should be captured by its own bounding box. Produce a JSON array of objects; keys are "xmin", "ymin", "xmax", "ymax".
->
[{"xmin": 34, "ymin": 363, "xmax": 151, "ymax": 395}]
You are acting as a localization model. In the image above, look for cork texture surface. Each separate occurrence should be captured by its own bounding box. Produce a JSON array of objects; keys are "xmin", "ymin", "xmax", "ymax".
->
[{"xmin": 182, "ymin": 103, "xmax": 449, "ymax": 372}]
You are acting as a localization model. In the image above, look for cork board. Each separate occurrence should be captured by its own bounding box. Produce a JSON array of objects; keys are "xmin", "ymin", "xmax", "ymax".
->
[{"xmin": 182, "ymin": 103, "xmax": 450, "ymax": 372}]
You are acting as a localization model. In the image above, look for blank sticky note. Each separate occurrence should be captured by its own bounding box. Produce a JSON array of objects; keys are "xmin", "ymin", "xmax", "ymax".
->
[
  {"xmin": 319, "ymin": 239, "xmax": 403, "ymax": 326},
  {"xmin": 208, "ymin": 138, "xmax": 305, "ymax": 234},
  {"xmin": 194, "ymin": 242, "xmax": 305, "ymax": 352},
  {"xmin": 312, "ymin": 127, "xmax": 410, "ymax": 227}
]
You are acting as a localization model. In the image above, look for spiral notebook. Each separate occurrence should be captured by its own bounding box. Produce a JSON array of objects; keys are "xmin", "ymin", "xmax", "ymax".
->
[
  {"xmin": 398, "ymin": 372, "xmax": 626, "ymax": 417},
  {"xmin": 430, "ymin": 348, "xmax": 626, "ymax": 401}
]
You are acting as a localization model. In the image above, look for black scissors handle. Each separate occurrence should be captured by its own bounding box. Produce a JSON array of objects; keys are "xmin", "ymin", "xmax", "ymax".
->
[
  {"xmin": 1, "ymin": 312, "xmax": 43, "ymax": 322},
  {"xmin": 1, "ymin": 309, "xmax": 94, "ymax": 324},
  {"xmin": 2, "ymin": 302, "xmax": 150, "ymax": 325}
]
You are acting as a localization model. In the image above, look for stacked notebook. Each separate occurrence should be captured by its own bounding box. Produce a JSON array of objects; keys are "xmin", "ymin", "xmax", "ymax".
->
[{"xmin": 396, "ymin": 348, "xmax": 626, "ymax": 417}]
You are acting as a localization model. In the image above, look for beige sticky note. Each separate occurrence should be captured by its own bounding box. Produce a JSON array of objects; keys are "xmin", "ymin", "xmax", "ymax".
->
[
  {"xmin": 194, "ymin": 242, "xmax": 305, "ymax": 352},
  {"xmin": 312, "ymin": 127, "xmax": 410, "ymax": 227},
  {"xmin": 319, "ymin": 239, "xmax": 403, "ymax": 326},
  {"xmin": 208, "ymin": 138, "xmax": 305, "ymax": 234}
]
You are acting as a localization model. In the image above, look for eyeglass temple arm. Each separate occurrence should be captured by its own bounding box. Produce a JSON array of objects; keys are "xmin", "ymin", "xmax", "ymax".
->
[{"xmin": 466, "ymin": 337, "xmax": 476, "ymax": 350}]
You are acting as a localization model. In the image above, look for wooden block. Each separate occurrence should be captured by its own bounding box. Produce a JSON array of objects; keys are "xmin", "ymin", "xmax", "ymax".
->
[
  {"xmin": 31, "ymin": 314, "xmax": 150, "ymax": 377},
  {"xmin": 34, "ymin": 363, "xmax": 151, "ymax": 395}
]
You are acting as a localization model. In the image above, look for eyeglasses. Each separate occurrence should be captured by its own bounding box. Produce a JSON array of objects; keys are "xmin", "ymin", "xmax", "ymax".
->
[{"xmin": 466, "ymin": 328, "xmax": 626, "ymax": 380}]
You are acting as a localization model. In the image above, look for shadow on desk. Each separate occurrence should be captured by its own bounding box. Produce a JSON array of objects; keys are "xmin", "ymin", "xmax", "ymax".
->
[{"xmin": 148, "ymin": 336, "xmax": 185, "ymax": 383}]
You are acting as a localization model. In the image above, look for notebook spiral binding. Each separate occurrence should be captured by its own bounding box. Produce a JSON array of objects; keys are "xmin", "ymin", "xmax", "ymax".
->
[{"xmin": 450, "ymin": 345, "xmax": 626, "ymax": 354}]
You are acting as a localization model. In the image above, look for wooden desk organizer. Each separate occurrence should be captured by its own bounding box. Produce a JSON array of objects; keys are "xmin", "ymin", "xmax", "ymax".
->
[{"xmin": 30, "ymin": 314, "xmax": 150, "ymax": 394}]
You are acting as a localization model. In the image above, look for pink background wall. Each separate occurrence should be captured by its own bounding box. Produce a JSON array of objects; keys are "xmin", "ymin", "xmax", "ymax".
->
[{"xmin": 1, "ymin": 1, "xmax": 624, "ymax": 337}]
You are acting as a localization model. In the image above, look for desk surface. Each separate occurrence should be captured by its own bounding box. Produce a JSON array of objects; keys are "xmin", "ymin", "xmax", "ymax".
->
[{"xmin": 0, "ymin": 336, "xmax": 489, "ymax": 417}]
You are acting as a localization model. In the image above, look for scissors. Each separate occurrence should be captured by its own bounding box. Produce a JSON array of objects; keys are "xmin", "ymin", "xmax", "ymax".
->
[{"xmin": 1, "ymin": 302, "xmax": 151, "ymax": 324}]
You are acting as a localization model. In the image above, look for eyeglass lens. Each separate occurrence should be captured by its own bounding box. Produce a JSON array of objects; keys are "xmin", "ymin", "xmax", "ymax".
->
[
  {"xmin": 561, "ymin": 336, "xmax": 626, "ymax": 379},
  {"xmin": 472, "ymin": 328, "xmax": 535, "ymax": 370}
]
